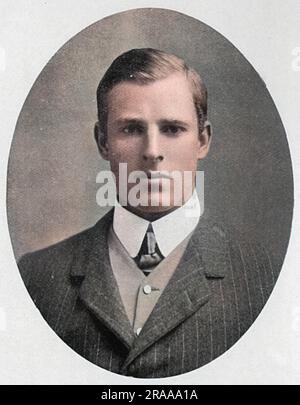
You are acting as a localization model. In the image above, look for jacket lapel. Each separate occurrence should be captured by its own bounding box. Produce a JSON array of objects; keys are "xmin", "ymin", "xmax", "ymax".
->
[
  {"xmin": 69, "ymin": 210, "xmax": 229, "ymax": 366},
  {"xmin": 70, "ymin": 210, "xmax": 135, "ymax": 349},
  {"xmin": 122, "ymin": 216, "xmax": 229, "ymax": 370}
]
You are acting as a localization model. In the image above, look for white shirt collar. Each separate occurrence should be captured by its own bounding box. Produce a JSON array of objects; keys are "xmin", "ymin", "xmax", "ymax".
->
[{"xmin": 113, "ymin": 190, "xmax": 201, "ymax": 258}]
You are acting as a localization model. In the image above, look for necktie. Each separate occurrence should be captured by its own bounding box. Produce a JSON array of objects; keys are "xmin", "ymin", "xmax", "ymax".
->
[{"xmin": 134, "ymin": 224, "xmax": 164, "ymax": 276}]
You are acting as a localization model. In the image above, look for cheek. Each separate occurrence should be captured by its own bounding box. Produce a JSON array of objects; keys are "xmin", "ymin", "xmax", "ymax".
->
[
  {"xmin": 108, "ymin": 139, "xmax": 131, "ymax": 158},
  {"xmin": 170, "ymin": 137, "xmax": 200, "ymax": 168},
  {"xmin": 108, "ymin": 139, "xmax": 141, "ymax": 170}
]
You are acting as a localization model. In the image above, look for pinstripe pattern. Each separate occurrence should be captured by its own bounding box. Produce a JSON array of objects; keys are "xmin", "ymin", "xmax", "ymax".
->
[
  {"xmin": 251, "ymin": 243, "xmax": 265, "ymax": 303},
  {"xmin": 181, "ymin": 323, "xmax": 185, "ymax": 374},
  {"xmin": 18, "ymin": 210, "xmax": 280, "ymax": 378},
  {"xmin": 208, "ymin": 300, "xmax": 213, "ymax": 362},
  {"xmin": 219, "ymin": 280, "xmax": 227, "ymax": 350},
  {"xmin": 195, "ymin": 310, "xmax": 199, "ymax": 367},
  {"xmin": 238, "ymin": 243, "xmax": 254, "ymax": 323},
  {"xmin": 167, "ymin": 342, "xmax": 171, "ymax": 375},
  {"xmin": 54, "ymin": 286, "xmax": 71, "ymax": 330},
  {"xmin": 96, "ymin": 332, "xmax": 101, "ymax": 364},
  {"xmin": 228, "ymin": 248, "xmax": 241, "ymax": 339}
]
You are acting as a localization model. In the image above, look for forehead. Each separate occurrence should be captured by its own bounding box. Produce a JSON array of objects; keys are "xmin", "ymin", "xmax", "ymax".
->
[{"xmin": 107, "ymin": 72, "xmax": 197, "ymax": 121}]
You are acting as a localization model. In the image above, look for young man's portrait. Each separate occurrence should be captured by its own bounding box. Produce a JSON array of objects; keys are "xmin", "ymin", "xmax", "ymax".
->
[{"xmin": 7, "ymin": 9, "xmax": 293, "ymax": 379}]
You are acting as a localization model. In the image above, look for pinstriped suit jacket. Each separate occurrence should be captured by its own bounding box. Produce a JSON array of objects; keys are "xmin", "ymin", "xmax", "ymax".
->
[{"xmin": 18, "ymin": 209, "xmax": 278, "ymax": 378}]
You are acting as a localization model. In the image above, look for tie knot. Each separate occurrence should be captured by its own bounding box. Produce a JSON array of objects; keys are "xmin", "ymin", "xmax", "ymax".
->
[
  {"xmin": 134, "ymin": 223, "xmax": 164, "ymax": 274},
  {"xmin": 145, "ymin": 223, "xmax": 156, "ymax": 255}
]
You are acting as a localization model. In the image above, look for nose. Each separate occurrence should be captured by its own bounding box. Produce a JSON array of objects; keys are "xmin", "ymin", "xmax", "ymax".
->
[{"xmin": 142, "ymin": 126, "xmax": 164, "ymax": 163}]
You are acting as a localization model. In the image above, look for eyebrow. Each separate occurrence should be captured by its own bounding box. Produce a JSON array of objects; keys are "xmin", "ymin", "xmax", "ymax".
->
[
  {"xmin": 158, "ymin": 119, "xmax": 190, "ymax": 127},
  {"xmin": 115, "ymin": 118, "xmax": 146, "ymax": 126},
  {"xmin": 115, "ymin": 118, "xmax": 190, "ymax": 127}
]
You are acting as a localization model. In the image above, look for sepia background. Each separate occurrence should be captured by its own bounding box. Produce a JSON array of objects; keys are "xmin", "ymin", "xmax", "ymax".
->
[{"xmin": 7, "ymin": 8, "xmax": 293, "ymax": 269}]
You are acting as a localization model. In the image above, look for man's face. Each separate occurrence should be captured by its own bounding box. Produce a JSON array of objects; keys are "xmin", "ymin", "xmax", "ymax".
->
[{"xmin": 97, "ymin": 72, "xmax": 210, "ymax": 214}]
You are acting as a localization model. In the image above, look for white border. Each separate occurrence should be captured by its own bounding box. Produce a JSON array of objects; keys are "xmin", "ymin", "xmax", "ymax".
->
[{"xmin": 1, "ymin": 0, "xmax": 300, "ymax": 384}]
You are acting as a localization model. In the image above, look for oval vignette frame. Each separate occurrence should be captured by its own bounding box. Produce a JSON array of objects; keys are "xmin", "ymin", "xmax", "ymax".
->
[{"xmin": 7, "ymin": 8, "xmax": 293, "ymax": 378}]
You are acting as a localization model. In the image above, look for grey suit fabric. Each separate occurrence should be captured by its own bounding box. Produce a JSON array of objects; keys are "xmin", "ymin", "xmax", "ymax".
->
[{"xmin": 18, "ymin": 209, "xmax": 278, "ymax": 378}]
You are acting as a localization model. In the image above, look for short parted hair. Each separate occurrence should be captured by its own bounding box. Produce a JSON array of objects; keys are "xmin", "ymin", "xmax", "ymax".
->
[{"xmin": 96, "ymin": 48, "xmax": 208, "ymax": 139}]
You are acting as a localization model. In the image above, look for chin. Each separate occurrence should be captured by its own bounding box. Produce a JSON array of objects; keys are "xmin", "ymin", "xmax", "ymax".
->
[
  {"xmin": 133, "ymin": 192, "xmax": 181, "ymax": 217},
  {"xmin": 137, "ymin": 204, "xmax": 176, "ymax": 214}
]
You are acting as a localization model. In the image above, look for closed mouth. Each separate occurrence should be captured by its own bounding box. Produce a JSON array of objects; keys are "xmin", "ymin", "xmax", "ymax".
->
[{"xmin": 146, "ymin": 171, "xmax": 173, "ymax": 180}]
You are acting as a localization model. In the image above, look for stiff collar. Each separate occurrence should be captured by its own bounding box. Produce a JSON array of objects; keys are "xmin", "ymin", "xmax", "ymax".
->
[{"xmin": 112, "ymin": 190, "xmax": 201, "ymax": 258}]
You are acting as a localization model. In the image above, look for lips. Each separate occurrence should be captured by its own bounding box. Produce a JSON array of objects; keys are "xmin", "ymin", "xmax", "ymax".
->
[{"xmin": 145, "ymin": 171, "xmax": 173, "ymax": 180}]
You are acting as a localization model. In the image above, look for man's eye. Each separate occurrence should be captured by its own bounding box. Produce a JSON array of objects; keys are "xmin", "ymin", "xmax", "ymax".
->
[
  {"xmin": 122, "ymin": 125, "xmax": 144, "ymax": 135},
  {"xmin": 161, "ymin": 125, "xmax": 185, "ymax": 135}
]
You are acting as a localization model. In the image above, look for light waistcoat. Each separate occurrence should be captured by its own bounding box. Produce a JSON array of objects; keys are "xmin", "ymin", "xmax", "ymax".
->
[{"xmin": 108, "ymin": 225, "xmax": 192, "ymax": 335}]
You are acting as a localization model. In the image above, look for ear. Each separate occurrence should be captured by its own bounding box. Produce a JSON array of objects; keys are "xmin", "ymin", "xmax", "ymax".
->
[
  {"xmin": 197, "ymin": 120, "xmax": 212, "ymax": 160},
  {"xmin": 94, "ymin": 121, "xmax": 109, "ymax": 161}
]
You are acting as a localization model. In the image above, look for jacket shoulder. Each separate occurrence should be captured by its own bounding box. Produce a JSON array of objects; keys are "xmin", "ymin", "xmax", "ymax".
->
[
  {"xmin": 18, "ymin": 210, "xmax": 113, "ymax": 289},
  {"xmin": 195, "ymin": 215, "xmax": 279, "ymax": 284}
]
